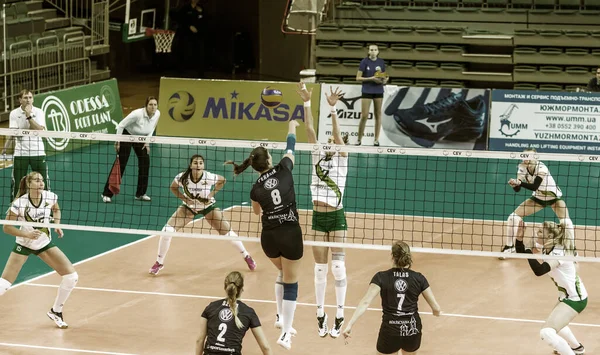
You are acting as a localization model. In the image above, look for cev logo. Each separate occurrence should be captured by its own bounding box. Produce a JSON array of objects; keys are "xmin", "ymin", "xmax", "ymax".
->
[{"xmin": 41, "ymin": 95, "xmax": 71, "ymax": 151}]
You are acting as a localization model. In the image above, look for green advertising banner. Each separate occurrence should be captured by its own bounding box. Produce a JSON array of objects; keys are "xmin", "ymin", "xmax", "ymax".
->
[
  {"xmin": 157, "ymin": 78, "xmax": 321, "ymax": 142},
  {"xmin": 37, "ymin": 79, "xmax": 123, "ymax": 151}
]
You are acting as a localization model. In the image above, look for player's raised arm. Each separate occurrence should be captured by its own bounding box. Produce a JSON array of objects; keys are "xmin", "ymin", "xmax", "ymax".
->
[
  {"xmin": 296, "ymin": 82, "xmax": 317, "ymax": 144},
  {"xmin": 283, "ymin": 120, "xmax": 299, "ymax": 165}
]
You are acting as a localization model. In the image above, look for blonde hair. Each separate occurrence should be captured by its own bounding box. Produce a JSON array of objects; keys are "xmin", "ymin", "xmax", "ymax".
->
[
  {"xmin": 224, "ymin": 271, "xmax": 244, "ymax": 329},
  {"xmin": 15, "ymin": 171, "xmax": 42, "ymax": 200},
  {"xmin": 391, "ymin": 241, "xmax": 412, "ymax": 268},
  {"xmin": 541, "ymin": 221, "xmax": 576, "ymax": 256}
]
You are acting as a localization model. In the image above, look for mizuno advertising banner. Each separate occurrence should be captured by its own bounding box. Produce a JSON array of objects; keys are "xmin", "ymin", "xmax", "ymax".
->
[
  {"xmin": 489, "ymin": 90, "xmax": 600, "ymax": 154},
  {"xmin": 318, "ymin": 84, "xmax": 490, "ymax": 150},
  {"xmin": 157, "ymin": 78, "xmax": 321, "ymax": 142}
]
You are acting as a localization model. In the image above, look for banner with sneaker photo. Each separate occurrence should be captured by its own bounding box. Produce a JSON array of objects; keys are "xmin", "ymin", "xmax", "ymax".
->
[{"xmin": 318, "ymin": 84, "xmax": 490, "ymax": 149}]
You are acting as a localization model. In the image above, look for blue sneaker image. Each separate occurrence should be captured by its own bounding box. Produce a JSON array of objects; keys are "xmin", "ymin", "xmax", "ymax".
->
[{"xmin": 386, "ymin": 90, "xmax": 487, "ymax": 148}]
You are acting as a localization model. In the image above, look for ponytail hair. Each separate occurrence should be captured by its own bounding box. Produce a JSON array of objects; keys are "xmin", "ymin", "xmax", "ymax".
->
[
  {"xmin": 542, "ymin": 221, "xmax": 576, "ymax": 256},
  {"xmin": 391, "ymin": 240, "xmax": 413, "ymax": 269},
  {"xmin": 181, "ymin": 154, "xmax": 204, "ymax": 183},
  {"xmin": 225, "ymin": 147, "xmax": 270, "ymax": 175},
  {"xmin": 224, "ymin": 271, "xmax": 245, "ymax": 329},
  {"xmin": 15, "ymin": 171, "xmax": 40, "ymax": 200}
]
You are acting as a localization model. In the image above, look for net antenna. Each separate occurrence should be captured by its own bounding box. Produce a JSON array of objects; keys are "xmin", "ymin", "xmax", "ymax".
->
[
  {"xmin": 145, "ymin": 27, "xmax": 175, "ymax": 53},
  {"xmin": 282, "ymin": 0, "xmax": 330, "ymax": 34}
]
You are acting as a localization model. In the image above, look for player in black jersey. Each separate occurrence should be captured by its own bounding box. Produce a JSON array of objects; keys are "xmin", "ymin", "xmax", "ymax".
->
[
  {"xmin": 343, "ymin": 241, "xmax": 441, "ymax": 354},
  {"xmin": 196, "ymin": 271, "xmax": 271, "ymax": 355},
  {"xmin": 225, "ymin": 120, "xmax": 302, "ymax": 351}
]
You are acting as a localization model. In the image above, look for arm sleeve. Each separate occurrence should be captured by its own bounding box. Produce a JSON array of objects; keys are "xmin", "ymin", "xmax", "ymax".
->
[
  {"xmin": 9, "ymin": 199, "xmax": 20, "ymax": 216},
  {"xmin": 358, "ymin": 58, "xmax": 367, "ymax": 72},
  {"xmin": 249, "ymin": 308, "xmax": 262, "ymax": 328},
  {"xmin": 381, "ymin": 59, "xmax": 386, "ymax": 72},
  {"xmin": 280, "ymin": 156, "xmax": 294, "ymax": 171},
  {"xmin": 519, "ymin": 176, "xmax": 543, "ymax": 191},
  {"xmin": 515, "ymin": 240, "xmax": 551, "ymax": 276},
  {"xmin": 369, "ymin": 272, "xmax": 382, "ymax": 287},
  {"xmin": 116, "ymin": 110, "xmax": 137, "ymax": 135},
  {"xmin": 420, "ymin": 273, "xmax": 430, "ymax": 292},
  {"xmin": 9, "ymin": 112, "xmax": 18, "ymax": 129}
]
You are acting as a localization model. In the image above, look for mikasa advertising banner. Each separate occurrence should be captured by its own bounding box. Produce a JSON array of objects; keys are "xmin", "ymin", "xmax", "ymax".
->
[
  {"xmin": 489, "ymin": 90, "xmax": 600, "ymax": 154},
  {"xmin": 36, "ymin": 79, "xmax": 123, "ymax": 152},
  {"xmin": 158, "ymin": 78, "xmax": 321, "ymax": 142},
  {"xmin": 318, "ymin": 84, "xmax": 490, "ymax": 149}
]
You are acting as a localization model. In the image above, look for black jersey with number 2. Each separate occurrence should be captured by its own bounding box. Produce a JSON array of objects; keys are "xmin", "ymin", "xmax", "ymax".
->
[
  {"xmin": 201, "ymin": 299, "xmax": 261, "ymax": 355},
  {"xmin": 371, "ymin": 268, "xmax": 430, "ymax": 329},
  {"xmin": 250, "ymin": 157, "xmax": 299, "ymax": 230}
]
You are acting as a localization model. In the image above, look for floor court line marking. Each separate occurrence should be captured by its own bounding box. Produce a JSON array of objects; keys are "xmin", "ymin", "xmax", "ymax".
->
[
  {"xmin": 0, "ymin": 342, "xmax": 138, "ymax": 355},
  {"xmin": 13, "ymin": 206, "xmax": 241, "ymax": 289},
  {"xmin": 24, "ymin": 283, "xmax": 600, "ymax": 329}
]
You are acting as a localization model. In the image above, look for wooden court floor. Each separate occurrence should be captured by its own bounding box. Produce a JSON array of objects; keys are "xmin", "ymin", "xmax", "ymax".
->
[{"xmin": 0, "ymin": 206, "xmax": 598, "ymax": 355}]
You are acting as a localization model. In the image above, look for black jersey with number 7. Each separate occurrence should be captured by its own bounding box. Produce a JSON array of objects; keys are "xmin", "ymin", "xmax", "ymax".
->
[{"xmin": 250, "ymin": 157, "xmax": 299, "ymax": 230}]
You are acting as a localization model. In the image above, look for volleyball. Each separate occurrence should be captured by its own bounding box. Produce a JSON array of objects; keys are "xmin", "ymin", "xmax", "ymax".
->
[
  {"xmin": 260, "ymin": 86, "xmax": 283, "ymax": 108},
  {"xmin": 167, "ymin": 91, "xmax": 196, "ymax": 121}
]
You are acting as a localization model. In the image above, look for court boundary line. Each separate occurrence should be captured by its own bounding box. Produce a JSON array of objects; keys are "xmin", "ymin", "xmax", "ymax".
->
[
  {"xmin": 12, "ymin": 206, "xmax": 239, "ymax": 287},
  {"xmin": 0, "ymin": 342, "xmax": 138, "ymax": 355},
  {"xmin": 23, "ymin": 283, "xmax": 600, "ymax": 329}
]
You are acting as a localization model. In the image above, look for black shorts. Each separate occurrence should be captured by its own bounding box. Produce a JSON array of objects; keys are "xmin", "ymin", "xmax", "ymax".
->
[
  {"xmin": 376, "ymin": 315, "xmax": 423, "ymax": 354},
  {"xmin": 362, "ymin": 92, "xmax": 384, "ymax": 99},
  {"xmin": 260, "ymin": 223, "xmax": 303, "ymax": 261}
]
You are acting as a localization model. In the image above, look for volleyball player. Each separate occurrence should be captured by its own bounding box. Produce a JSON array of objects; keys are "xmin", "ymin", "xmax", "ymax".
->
[
  {"xmin": 297, "ymin": 83, "xmax": 349, "ymax": 338},
  {"xmin": 1, "ymin": 171, "xmax": 78, "ymax": 329},
  {"xmin": 503, "ymin": 148, "xmax": 572, "ymax": 259},
  {"xmin": 149, "ymin": 154, "xmax": 256, "ymax": 275},
  {"xmin": 515, "ymin": 222, "xmax": 586, "ymax": 355},
  {"xmin": 225, "ymin": 120, "xmax": 302, "ymax": 350},
  {"xmin": 196, "ymin": 271, "xmax": 272, "ymax": 355},
  {"xmin": 343, "ymin": 241, "xmax": 441, "ymax": 354}
]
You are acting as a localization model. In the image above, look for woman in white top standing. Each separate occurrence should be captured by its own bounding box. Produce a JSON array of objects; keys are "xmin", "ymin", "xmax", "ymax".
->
[
  {"xmin": 148, "ymin": 154, "xmax": 256, "ymax": 275},
  {"xmin": 102, "ymin": 96, "xmax": 160, "ymax": 203},
  {"xmin": 515, "ymin": 221, "xmax": 587, "ymax": 355},
  {"xmin": 1, "ymin": 171, "xmax": 78, "ymax": 329},
  {"xmin": 503, "ymin": 148, "xmax": 571, "ymax": 258},
  {"xmin": 297, "ymin": 83, "xmax": 350, "ymax": 338}
]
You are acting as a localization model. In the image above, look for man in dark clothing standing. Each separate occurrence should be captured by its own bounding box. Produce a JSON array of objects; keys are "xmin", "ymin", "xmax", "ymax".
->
[
  {"xmin": 586, "ymin": 67, "xmax": 600, "ymax": 92},
  {"xmin": 172, "ymin": 0, "xmax": 207, "ymax": 77}
]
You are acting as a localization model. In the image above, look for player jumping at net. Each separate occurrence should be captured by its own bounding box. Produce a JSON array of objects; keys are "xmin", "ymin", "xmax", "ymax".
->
[
  {"xmin": 515, "ymin": 221, "xmax": 587, "ymax": 355},
  {"xmin": 149, "ymin": 154, "xmax": 256, "ymax": 275},
  {"xmin": 342, "ymin": 241, "xmax": 441, "ymax": 355},
  {"xmin": 225, "ymin": 120, "xmax": 303, "ymax": 351},
  {"xmin": 196, "ymin": 271, "xmax": 272, "ymax": 355},
  {"xmin": 503, "ymin": 148, "xmax": 572, "ymax": 259},
  {"xmin": 1, "ymin": 171, "xmax": 78, "ymax": 329},
  {"xmin": 297, "ymin": 83, "xmax": 349, "ymax": 338}
]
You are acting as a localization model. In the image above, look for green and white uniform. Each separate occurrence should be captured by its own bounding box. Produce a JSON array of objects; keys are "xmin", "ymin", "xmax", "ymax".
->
[
  {"xmin": 174, "ymin": 171, "xmax": 218, "ymax": 213},
  {"xmin": 545, "ymin": 247, "xmax": 588, "ymax": 309},
  {"xmin": 10, "ymin": 190, "xmax": 57, "ymax": 251},
  {"xmin": 517, "ymin": 162, "xmax": 562, "ymax": 201},
  {"xmin": 310, "ymin": 152, "xmax": 348, "ymax": 209}
]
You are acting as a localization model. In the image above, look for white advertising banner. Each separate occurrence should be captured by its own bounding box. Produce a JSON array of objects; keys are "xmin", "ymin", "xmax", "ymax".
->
[
  {"xmin": 489, "ymin": 90, "xmax": 600, "ymax": 154},
  {"xmin": 317, "ymin": 84, "xmax": 490, "ymax": 150}
]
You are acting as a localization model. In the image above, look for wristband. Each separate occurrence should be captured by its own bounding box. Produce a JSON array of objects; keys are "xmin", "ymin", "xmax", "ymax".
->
[
  {"xmin": 285, "ymin": 133, "xmax": 296, "ymax": 155},
  {"xmin": 303, "ymin": 101, "xmax": 311, "ymax": 108},
  {"xmin": 330, "ymin": 105, "xmax": 336, "ymax": 113}
]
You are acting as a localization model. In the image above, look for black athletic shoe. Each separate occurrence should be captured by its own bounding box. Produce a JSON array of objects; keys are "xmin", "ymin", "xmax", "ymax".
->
[
  {"xmin": 392, "ymin": 91, "xmax": 486, "ymax": 147},
  {"xmin": 47, "ymin": 308, "xmax": 68, "ymax": 329}
]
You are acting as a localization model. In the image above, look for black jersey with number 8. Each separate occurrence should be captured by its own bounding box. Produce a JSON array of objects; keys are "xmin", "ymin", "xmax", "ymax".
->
[{"xmin": 250, "ymin": 157, "xmax": 299, "ymax": 230}]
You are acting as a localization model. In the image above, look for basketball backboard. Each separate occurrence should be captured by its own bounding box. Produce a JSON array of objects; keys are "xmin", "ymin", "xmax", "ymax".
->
[{"xmin": 116, "ymin": 0, "xmax": 158, "ymax": 43}]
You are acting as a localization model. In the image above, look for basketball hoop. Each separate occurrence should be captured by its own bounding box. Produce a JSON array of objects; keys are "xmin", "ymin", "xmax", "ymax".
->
[{"xmin": 146, "ymin": 28, "xmax": 175, "ymax": 53}]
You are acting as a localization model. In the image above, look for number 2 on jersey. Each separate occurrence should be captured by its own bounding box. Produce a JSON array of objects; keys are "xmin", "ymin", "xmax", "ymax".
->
[
  {"xmin": 271, "ymin": 189, "xmax": 281, "ymax": 205},
  {"xmin": 217, "ymin": 323, "xmax": 227, "ymax": 342},
  {"xmin": 397, "ymin": 293, "xmax": 406, "ymax": 313}
]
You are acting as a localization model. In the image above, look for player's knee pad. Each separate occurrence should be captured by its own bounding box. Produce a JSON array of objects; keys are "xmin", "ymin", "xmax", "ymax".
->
[
  {"xmin": 283, "ymin": 282, "xmax": 298, "ymax": 301},
  {"xmin": 0, "ymin": 278, "xmax": 11, "ymax": 296},
  {"xmin": 332, "ymin": 252, "xmax": 345, "ymax": 262},
  {"xmin": 540, "ymin": 328, "xmax": 559, "ymax": 347},
  {"xmin": 507, "ymin": 213, "xmax": 523, "ymax": 227},
  {"xmin": 62, "ymin": 272, "xmax": 78, "ymax": 289},
  {"xmin": 314, "ymin": 263, "xmax": 328, "ymax": 284},
  {"xmin": 331, "ymin": 260, "xmax": 347, "ymax": 287}
]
